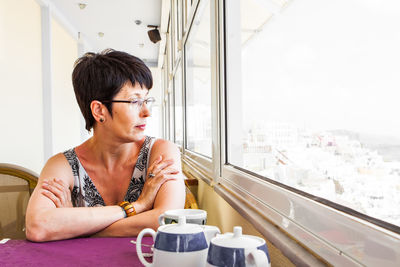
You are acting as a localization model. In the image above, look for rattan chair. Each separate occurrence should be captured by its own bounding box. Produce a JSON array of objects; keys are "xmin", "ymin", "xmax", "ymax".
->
[
  {"xmin": 184, "ymin": 177, "xmax": 199, "ymax": 209},
  {"xmin": 0, "ymin": 163, "xmax": 38, "ymax": 239}
]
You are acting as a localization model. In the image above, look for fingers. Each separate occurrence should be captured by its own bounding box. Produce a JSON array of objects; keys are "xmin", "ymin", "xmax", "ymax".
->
[
  {"xmin": 41, "ymin": 189, "xmax": 62, "ymax": 207},
  {"xmin": 137, "ymin": 170, "xmax": 179, "ymax": 212},
  {"xmin": 150, "ymin": 159, "xmax": 175, "ymax": 176},
  {"xmin": 41, "ymin": 178, "xmax": 71, "ymax": 207},
  {"xmin": 159, "ymin": 175, "xmax": 178, "ymax": 183},
  {"xmin": 147, "ymin": 168, "xmax": 179, "ymax": 182},
  {"xmin": 42, "ymin": 180, "xmax": 65, "ymax": 199},
  {"xmin": 147, "ymin": 172, "xmax": 179, "ymax": 188},
  {"xmin": 148, "ymin": 155, "xmax": 162, "ymax": 171},
  {"xmin": 156, "ymin": 167, "xmax": 179, "ymax": 175},
  {"xmin": 53, "ymin": 178, "xmax": 69, "ymax": 189}
]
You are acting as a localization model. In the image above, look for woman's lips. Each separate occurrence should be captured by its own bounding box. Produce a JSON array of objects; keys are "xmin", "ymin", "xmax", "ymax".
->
[{"xmin": 136, "ymin": 124, "xmax": 146, "ymax": 130}]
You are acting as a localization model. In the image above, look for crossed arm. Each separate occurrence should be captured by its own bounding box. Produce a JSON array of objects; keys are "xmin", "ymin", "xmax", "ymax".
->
[{"xmin": 25, "ymin": 140, "xmax": 185, "ymax": 242}]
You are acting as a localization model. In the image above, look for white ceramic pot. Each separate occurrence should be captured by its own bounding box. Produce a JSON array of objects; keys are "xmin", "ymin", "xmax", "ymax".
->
[
  {"xmin": 158, "ymin": 209, "xmax": 207, "ymax": 225},
  {"xmin": 206, "ymin": 226, "xmax": 271, "ymax": 267},
  {"xmin": 136, "ymin": 215, "xmax": 220, "ymax": 267}
]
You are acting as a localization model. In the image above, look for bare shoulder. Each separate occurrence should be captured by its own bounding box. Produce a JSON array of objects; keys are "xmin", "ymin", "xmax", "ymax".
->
[
  {"xmin": 150, "ymin": 138, "xmax": 181, "ymax": 168},
  {"xmin": 39, "ymin": 152, "xmax": 74, "ymax": 189},
  {"xmin": 152, "ymin": 138, "xmax": 179, "ymax": 155}
]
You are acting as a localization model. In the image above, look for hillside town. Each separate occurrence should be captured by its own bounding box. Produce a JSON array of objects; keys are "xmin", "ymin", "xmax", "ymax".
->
[{"xmin": 243, "ymin": 122, "xmax": 400, "ymax": 227}]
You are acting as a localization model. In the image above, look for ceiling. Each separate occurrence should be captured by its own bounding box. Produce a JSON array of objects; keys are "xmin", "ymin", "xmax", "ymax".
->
[{"xmin": 49, "ymin": 0, "xmax": 162, "ymax": 66}]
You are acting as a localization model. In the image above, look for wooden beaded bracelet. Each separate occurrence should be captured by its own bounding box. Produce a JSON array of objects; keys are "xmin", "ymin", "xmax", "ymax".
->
[{"xmin": 119, "ymin": 201, "xmax": 136, "ymax": 217}]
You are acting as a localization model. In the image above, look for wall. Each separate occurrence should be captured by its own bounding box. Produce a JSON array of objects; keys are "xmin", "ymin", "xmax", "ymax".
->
[
  {"xmin": 0, "ymin": 0, "xmax": 44, "ymax": 173},
  {"xmin": 51, "ymin": 18, "xmax": 80, "ymax": 154},
  {"xmin": 197, "ymin": 179, "xmax": 295, "ymax": 267},
  {"xmin": 0, "ymin": 0, "xmax": 80, "ymax": 174}
]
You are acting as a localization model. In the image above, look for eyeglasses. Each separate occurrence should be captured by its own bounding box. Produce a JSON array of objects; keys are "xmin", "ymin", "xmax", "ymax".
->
[{"xmin": 102, "ymin": 97, "xmax": 156, "ymax": 111}]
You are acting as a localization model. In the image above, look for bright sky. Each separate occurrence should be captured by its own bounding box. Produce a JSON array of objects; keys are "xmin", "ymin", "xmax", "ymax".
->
[{"xmin": 241, "ymin": 0, "xmax": 400, "ymax": 139}]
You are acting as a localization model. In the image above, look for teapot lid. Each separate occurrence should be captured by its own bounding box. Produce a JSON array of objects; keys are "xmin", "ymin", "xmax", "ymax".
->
[
  {"xmin": 159, "ymin": 216, "xmax": 203, "ymax": 234},
  {"xmin": 211, "ymin": 226, "xmax": 264, "ymax": 248}
]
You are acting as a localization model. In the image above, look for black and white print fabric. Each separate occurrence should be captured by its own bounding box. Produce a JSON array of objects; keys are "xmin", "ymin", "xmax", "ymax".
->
[{"xmin": 63, "ymin": 136, "xmax": 155, "ymax": 207}]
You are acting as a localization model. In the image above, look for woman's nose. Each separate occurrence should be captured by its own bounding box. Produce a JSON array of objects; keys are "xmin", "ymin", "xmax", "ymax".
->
[{"xmin": 140, "ymin": 103, "xmax": 151, "ymax": 117}]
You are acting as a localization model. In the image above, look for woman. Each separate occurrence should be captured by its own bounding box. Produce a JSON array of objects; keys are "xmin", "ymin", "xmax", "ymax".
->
[{"xmin": 26, "ymin": 49, "xmax": 185, "ymax": 242}]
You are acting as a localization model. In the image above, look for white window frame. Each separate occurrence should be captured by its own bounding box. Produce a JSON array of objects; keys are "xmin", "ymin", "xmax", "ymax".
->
[
  {"xmin": 181, "ymin": 0, "xmax": 214, "ymax": 175},
  {"xmin": 173, "ymin": 60, "xmax": 184, "ymax": 148}
]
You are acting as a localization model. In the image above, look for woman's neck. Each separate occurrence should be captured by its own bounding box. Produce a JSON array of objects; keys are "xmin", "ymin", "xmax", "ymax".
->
[{"xmin": 77, "ymin": 135, "xmax": 145, "ymax": 171}]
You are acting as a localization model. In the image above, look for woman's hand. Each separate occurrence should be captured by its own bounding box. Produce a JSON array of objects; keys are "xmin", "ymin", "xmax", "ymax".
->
[
  {"xmin": 41, "ymin": 178, "xmax": 73, "ymax": 208},
  {"xmin": 135, "ymin": 155, "xmax": 179, "ymax": 213}
]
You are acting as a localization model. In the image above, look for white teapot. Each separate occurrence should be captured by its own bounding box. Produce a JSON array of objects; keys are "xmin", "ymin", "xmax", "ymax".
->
[
  {"xmin": 207, "ymin": 226, "xmax": 271, "ymax": 267},
  {"xmin": 136, "ymin": 215, "xmax": 220, "ymax": 267}
]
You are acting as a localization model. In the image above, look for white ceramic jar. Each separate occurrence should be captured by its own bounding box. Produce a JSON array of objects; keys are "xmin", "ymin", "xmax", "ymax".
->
[
  {"xmin": 136, "ymin": 216, "xmax": 220, "ymax": 267},
  {"xmin": 207, "ymin": 226, "xmax": 271, "ymax": 267}
]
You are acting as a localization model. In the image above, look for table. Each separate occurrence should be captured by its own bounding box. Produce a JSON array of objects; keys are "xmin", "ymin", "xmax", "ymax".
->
[{"xmin": 0, "ymin": 237, "xmax": 153, "ymax": 267}]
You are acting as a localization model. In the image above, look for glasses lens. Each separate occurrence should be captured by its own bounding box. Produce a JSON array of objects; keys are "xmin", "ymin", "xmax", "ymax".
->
[{"xmin": 145, "ymin": 98, "xmax": 155, "ymax": 110}]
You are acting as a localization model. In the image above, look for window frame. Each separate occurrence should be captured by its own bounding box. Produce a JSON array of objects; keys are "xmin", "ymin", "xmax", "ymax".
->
[
  {"xmin": 182, "ymin": 0, "xmax": 213, "ymax": 162},
  {"xmin": 168, "ymin": 79, "xmax": 175, "ymax": 142},
  {"xmin": 173, "ymin": 60, "xmax": 184, "ymax": 147},
  {"xmin": 179, "ymin": 0, "xmax": 214, "ymax": 181},
  {"xmin": 161, "ymin": 63, "xmax": 167, "ymax": 140}
]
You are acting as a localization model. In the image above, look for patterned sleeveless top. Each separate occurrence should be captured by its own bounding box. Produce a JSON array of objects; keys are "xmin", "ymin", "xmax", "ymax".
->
[{"xmin": 63, "ymin": 136, "xmax": 156, "ymax": 207}]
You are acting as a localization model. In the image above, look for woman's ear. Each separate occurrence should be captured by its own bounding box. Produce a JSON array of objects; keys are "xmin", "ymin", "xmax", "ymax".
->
[{"xmin": 91, "ymin": 100, "xmax": 107, "ymax": 123}]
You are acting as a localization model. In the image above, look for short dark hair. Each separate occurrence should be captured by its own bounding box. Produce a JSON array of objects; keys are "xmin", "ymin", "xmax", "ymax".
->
[{"xmin": 72, "ymin": 49, "xmax": 153, "ymax": 131}]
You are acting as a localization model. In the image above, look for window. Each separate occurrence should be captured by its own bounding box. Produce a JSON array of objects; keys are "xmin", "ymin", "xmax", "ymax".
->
[
  {"xmin": 167, "ymin": 21, "xmax": 173, "ymax": 79},
  {"xmin": 168, "ymin": 81, "xmax": 175, "ymax": 142},
  {"xmin": 184, "ymin": 0, "xmax": 192, "ymax": 31},
  {"xmin": 226, "ymin": 0, "xmax": 400, "ymax": 230},
  {"xmin": 184, "ymin": 0, "xmax": 212, "ymax": 157},
  {"xmin": 174, "ymin": 63, "xmax": 183, "ymax": 146},
  {"xmin": 164, "ymin": 0, "xmax": 400, "ymax": 264},
  {"xmin": 162, "ymin": 62, "xmax": 170, "ymax": 140},
  {"xmin": 172, "ymin": 0, "xmax": 179, "ymax": 64},
  {"xmin": 173, "ymin": 0, "xmax": 183, "ymax": 65}
]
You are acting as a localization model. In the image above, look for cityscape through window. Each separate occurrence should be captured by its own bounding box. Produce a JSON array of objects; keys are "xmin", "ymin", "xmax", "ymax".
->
[{"xmin": 226, "ymin": 0, "xmax": 400, "ymax": 227}]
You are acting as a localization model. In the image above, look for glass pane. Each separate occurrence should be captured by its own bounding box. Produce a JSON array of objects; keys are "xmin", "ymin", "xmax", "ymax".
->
[
  {"xmin": 184, "ymin": 0, "xmax": 191, "ymax": 31},
  {"xmin": 185, "ymin": 0, "xmax": 212, "ymax": 157},
  {"xmin": 168, "ymin": 84, "xmax": 174, "ymax": 142},
  {"xmin": 174, "ymin": 0, "xmax": 182, "ymax": 42},
  {"xmin": 226, "ymin": 0, "xmax": 400, "ymax": 227},
  {"xmin": 174, "ymin": 64, "xmax": 183, "ymax": 146},
  {"xmin": 162, "ymin": 65, "xmax": 168, "ymax": 139},
  {"xmin": 173, "ymin": 0, "xmax": 179, "ymax": 63},
  {"xmin": 168, "ymin": 22, "xmax": 173, "ymax": 76}
]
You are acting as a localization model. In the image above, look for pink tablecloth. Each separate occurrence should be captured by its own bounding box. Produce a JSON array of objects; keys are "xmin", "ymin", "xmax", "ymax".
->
[{"xmin": 0, "ymin": 237, "xmax": 153, "ymax": 267}]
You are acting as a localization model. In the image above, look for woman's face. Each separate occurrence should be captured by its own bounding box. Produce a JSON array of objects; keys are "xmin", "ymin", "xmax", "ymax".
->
[{"xmin": 106, "ymin": 82, "xmax": 151, "ymax": 142}]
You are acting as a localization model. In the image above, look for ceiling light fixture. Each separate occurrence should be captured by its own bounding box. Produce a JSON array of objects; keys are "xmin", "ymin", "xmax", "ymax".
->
[
  {"xmin": 135, "ymin": 20, "xmax": 142, "ymax": 25},
  {"xmin": 98, "ymin": 32, "xmax": 104, "ymax": 38},
  {"xmin": 78, "ymin": 3, "xmax": 87, "ymax": 10},
  {"xmin": 147, "ymin": 25, "xmax": 161, "ymax": 43}
]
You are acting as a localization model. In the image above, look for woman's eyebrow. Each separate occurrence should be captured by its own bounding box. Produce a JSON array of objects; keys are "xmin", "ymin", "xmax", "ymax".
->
[
  {"xmin": 128, "ymin": 93, "xmax": 144, "ymax": 98},
  {"xmin": 128, "ymin": 91, "xmax": 149, "ymax": 98}
]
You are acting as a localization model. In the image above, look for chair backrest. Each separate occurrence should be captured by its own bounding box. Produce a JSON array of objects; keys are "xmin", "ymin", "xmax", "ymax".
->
[
  {"xmin": 184, "ymin": 179, "xmax": 199, "ymax": 209},
  {"xmin": 0, "ymin": 163, "xmax": 38, "ymax": 239}
]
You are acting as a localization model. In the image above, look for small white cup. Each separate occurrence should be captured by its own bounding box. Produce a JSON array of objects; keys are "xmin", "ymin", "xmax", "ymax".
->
[{"xmin": 158, "ymin": 209, "xmax": 207, "ymax": 225}]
